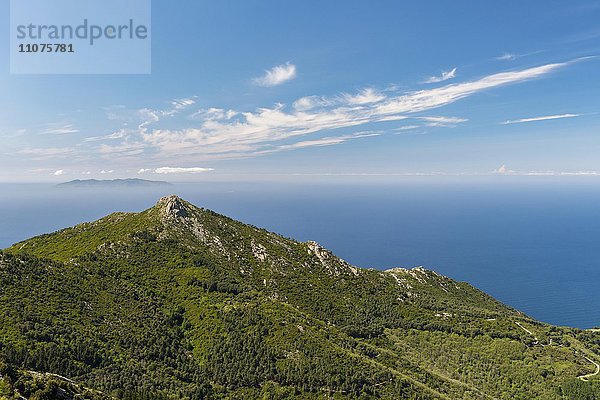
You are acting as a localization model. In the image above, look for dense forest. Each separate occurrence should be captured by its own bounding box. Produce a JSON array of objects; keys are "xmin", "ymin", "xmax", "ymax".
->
[{"xmin": 1, "ymin": 195, "xmax": 599, "ymax": 399}]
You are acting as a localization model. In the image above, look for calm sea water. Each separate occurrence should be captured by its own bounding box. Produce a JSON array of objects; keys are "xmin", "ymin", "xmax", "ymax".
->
[{"xmin": 1, "ymin": 181, "xmax": 599, "ymax": 329}]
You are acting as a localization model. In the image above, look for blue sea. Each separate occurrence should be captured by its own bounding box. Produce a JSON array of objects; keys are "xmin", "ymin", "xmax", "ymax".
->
[{"xmin": 1, "ymin": 180, "xmax": 599, "ymax": 329}]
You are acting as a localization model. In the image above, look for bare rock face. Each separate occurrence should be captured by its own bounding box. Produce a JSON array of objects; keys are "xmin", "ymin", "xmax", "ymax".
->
[
  {"xmin": 157, "ymin": 195, "xmax": 190, "ymax": 219},
  {"xmin": 307, "ymin": 240, "xmax": 359, "ymax": 276},
  {"xmin": 155, "ymin": 195, "xmax": 213, "ymax": 246}
]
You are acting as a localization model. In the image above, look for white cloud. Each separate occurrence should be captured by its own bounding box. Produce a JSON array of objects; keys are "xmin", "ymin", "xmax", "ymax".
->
[
  {"xmin": 502, "ymin": 113, "xmax": 582, "ymax": 125},
  {"xmin": 393, "ymin": 125, "xmax": 421, "ymax": 131},
  {"xmin": 496, "ymin": 53, "xmax": 517, "ymax": 61},
  {"xmin": 417, "ymin": 116, "xmax": 468, "ymax": 127},
  {"xmin": 138, "ymin": 168, "xmax": 152, "ymax": 174},
  {"xmin": 424, "ymin": 68, "xmax": 457, "ymax": 84},
  {"xmin": 155, "ymin": 167, "xmax": 214, "ymax": 174},
  {"xmin": 100, "ymin": 170, "xmax": 114, "ymax": 174},
  {"xmin": 171, "ymin": 98, "xmax": 196, "ymax": 110},
  {"xmin": 342, "ymin": 88, "xmax": 386, "ymax": 105},
  {"xmin": 84, "ymin": 129, "xmax": 127, "ymax": 142},
  {"xmin": 292, "ymin": 96, "xmax": 332, "ymax": 111},
  {"xmin": 495, "ymin": 50, "xmax": 545, "ymax": 61},
  {"xmin": 253, "ymin": 62, "xmax": 297, "ymax": 87},
  {"xmin": 40, "ymin": 123, "xmax": 79, "ymax": 135},
  {"xmin": 263, "ymin": 131, "xmax": 381, "ymax": 154},
  {"xmin": 492, "ymin": 165, "xmax": 600, "ymax": 176},
  {"xmin": 559, "ymin": 171, "xmax": 600, "ymax": 176},
  {"xmin": 494, "ymin": 164, "xmax": 510, "ymax": 174},
  {"xmin": 82, "ymin": 171, "xmax": 91, "ymax": 175},
  {"xmin": 190, "ymin": 108, "xmax": 238, "ymax": 121},
  {"xmin": 53, "ymin": 170, "xmax": 65, "ymax": 176},
  {"xmin": 378, "ymin": 61, "xmax": 570, "ymax": 115}
]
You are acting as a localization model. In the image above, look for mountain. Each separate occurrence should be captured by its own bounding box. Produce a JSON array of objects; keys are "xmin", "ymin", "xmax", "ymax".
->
[
  {"xmin": 1, "ymin": 195, "xmax": 599, "ymax": 399},
  {"xmin": 57, "ymin": 179, "xmax": 172, "ymax": 188}
]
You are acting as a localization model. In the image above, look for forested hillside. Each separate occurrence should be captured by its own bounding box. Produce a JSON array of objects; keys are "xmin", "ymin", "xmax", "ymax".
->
[{"xmin": 1, "ymin": 196, "xmax": 599, "ymax": 399}]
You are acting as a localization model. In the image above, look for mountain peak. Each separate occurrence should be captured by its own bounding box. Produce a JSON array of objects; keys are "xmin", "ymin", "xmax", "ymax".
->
[
  {"xmin": 156, "ymin": 195, "xmax": 190, "ymax": 218},
  {"xmin": 4, "ymin": 196, "xmax": 594, "ymax": 400}
]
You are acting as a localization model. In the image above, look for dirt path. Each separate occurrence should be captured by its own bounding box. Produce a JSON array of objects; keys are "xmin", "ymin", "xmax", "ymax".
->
[
  {"xmin": 578, "ymin": 355, "xmax": 600, "ymax": 381},
  {"xmin": 515, "ymin": 321, "xmax": 540, "ymax": 343},
  {"xmin": 514, "ymin": 321, "xmax": 599, "ymax": 381}
]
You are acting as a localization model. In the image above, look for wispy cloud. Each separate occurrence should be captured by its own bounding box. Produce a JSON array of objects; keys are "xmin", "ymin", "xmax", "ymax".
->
[
  {"xmin": 496, "ymin": 53, "xmax": 517, "ymax": 61},
  {"xmin": 100, "ymin": 170, "xmax": 114, "ymax": 174},
  {"xmin": 502, "ymin": 113, "xmax": 582, "ymax": 125},
  {"xmin": 136, "ymin": 98, "xmax": 197, "ymax": 125},
  {"xmin": 495, "ymin": 50, "xmax": 545, "ymax": 61},
  {"xmin": 417, "ymin": 116, "xmax": 468, "ymax": 127},
  {"xmin": 52, "ymin": 170, "xmax": 65, "ymax": 176},
  {"xmin": 19, "ymin": 58, "xmax": 584, "ymax": 167},
  {"xmin": 393, "ymin": 125, "xmax": 422, "ymax": 132},
  {"xmin": 494, "ymin": 164, "xmax": 509, "ymax": 174},
  {"xmin": 297, "ymin": 168, "xmax": 600, "ymax": 177},
  {"xmin": 424, "ymin": 68, "xmax": 457, "ymax": 84},
  {"xmin": 133, "ymin": 60, "xmax": 575, "ymax": 161},
  {"xmin": 171, "ymin": 98, "xmax": 196, "ymax": 110},
  {"xmin": 138, "ymin": 168, "xmax": 152, "ymax": 174},
  {"xmin": 253, "ymin": 62, "xmax": 297, "ymax": 87},
  {"xmin": 262, "ymin": 131, "xmax": 381, "ymax": 154},
  {"xmin": 342, "ymin": 88, "xmax": 386, "ymax": 105},
  {"xmin": 494, "ymin": 164, "xmax": 600, "ymax": 176},
  {"xmin": 190, "ymin": 108, "xmax": 238, "ymax": 121},
  {"xmin": 292, "ymin": 96, "xmax": 333, "ymax": 111},
  {"xmin": 40, "ymin": 123, "xmax": 79, "ymax": 135},
  {"xmin": 84, "ymin": 129, "xmax": 127, "ymax": 142},
  {"xmin": 155, "ymin": 167, "xmax": 214, "ymax": 174}
]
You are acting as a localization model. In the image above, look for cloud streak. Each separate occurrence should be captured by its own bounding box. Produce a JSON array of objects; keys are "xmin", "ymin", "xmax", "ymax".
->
[
  {"xmin": 40, "ymin": 123, "xmax": 79, "ymax": 135},
  {"xmin": 155, "ymin": 167, "xmax": 214, "ymax": 174},
  {"xmin": 494, "ymin": 164, "xmax": 600, "ymax": 176},
  {"xmin": 260, "ymin": 131, "xmax": 381, "ymax": 154},
  {"xmin": 496, "ymin": 53, "xmax": 517, "ymax": 61},
  {"xmin": 84, "ymin": 129, "xmax": 128, "ymax": 142},
  {"xmin": 424, "ymin": 68, "xmax": 457, "ymax": 83},
  {"xmin": 417, "ymin": 116, "xmax": 469, "ymax": 127},
  {"xmin": 496, "ymin": 50, "xmax": 545, "ymax": 61},
  {"xmin": 502, "ymin": 113, "xmax": 582, "ymax": 124}
]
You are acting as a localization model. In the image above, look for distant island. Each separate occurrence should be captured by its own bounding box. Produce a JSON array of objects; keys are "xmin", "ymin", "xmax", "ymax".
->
[{"xmin": 57, "ymin": 178, "xmax": 173, "ymax": 188}]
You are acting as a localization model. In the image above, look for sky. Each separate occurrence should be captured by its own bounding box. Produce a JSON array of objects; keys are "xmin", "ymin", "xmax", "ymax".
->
[{"xmin": 1, "ymin": 1, "xmax": 600, "ymax": 182}]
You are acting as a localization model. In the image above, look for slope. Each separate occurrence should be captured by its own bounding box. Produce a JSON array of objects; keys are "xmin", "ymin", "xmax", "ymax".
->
[{"xmin": 1, "ymin": 196, "xmax": 599, "ymax": 399}]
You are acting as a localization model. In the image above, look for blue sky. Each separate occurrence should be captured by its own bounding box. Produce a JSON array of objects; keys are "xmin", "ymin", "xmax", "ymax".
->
[{"xmin": 1, "ymin": 1, "xmax": 600, "ymax": 182}]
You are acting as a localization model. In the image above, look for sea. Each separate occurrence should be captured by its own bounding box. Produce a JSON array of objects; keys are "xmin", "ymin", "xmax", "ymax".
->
[{"xmin": 1, "ymin": 179, "xmax": 599, "ymax": 329}]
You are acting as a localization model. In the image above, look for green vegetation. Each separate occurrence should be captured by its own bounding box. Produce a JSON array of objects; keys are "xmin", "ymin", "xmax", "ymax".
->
[{"xmin": 1, "ymin": 195, "xmax": 599, "ymax": 399}]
